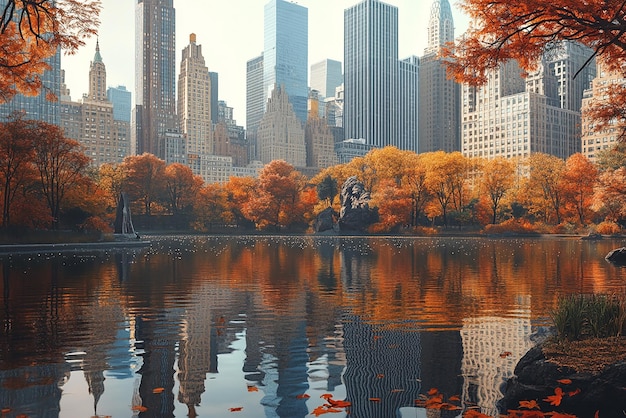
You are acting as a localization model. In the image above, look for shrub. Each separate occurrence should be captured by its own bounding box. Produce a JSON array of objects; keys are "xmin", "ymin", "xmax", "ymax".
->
[
  {"xmin": 595, "ymin": 220, "xmax": 622, "ymax": 235},
  {"xmin": 483, "ymin": 218, "xmax": 538, "ymax": 235}
]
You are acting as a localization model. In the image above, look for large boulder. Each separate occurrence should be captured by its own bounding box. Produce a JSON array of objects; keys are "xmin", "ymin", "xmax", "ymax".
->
[
  {"xmin": 313, "ymin": 207, "xmax": 337, "ymax": 233},
  {"xmin": 605, "ymin": 247, "xmax": 626, "ymax": 265},
  {"xmin": 338, "ymin": 176, "xmax": 378, "ymax": 232},
  {"xmin": 498, "ymin": 343, "xmax": 626, "ymax": 416}
]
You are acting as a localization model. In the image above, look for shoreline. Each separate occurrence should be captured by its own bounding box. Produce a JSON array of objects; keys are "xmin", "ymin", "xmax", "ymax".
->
[{"xmin": 0, "ymin": 239, "xmax": 151, "ymax": 255}]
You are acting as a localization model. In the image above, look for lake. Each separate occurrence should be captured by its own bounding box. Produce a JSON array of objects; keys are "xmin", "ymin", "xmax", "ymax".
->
[{"xmin": 1, "ymin": 235, "xmax": 625, "ymax": 418}]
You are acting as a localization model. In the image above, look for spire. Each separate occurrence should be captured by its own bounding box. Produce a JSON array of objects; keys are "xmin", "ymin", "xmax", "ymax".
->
[
  {"xmin": 94, "ymin": 38, "xmax": 103, "ymax": 63},
  {"xmin": 426, "ymin": 0, "xmax": 454, "ymax": 54}
]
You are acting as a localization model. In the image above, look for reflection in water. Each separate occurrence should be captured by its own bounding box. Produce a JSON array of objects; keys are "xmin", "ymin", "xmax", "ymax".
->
[{"xmin": 0, "ymin": 236, "xmax": 625, "ymax": 417}]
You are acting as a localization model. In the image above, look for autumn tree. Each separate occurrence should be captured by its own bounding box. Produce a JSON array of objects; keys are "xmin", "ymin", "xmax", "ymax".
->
[
  {"xmin": 595, "ymin": 143, "xmax": 626, "ymax": 171},
  {"xmin": 423, "ymin": 151, "xmax": 470, "ymax": 226},
  {"xmin": 122, "ymin": 153, "xmax": 166, "ymax": 216},
  {"xmin": 593, "ymin": 168, "xmax": 626, "ymax": 223},
  {"xmin": 445, "ymin": 0, "xmax": 626, "ymax": 134},
  {"xmin": 522, "ymin": 153, "xmax": 566, "ymax": 225},
  {"xmin": 370, "ymin": 179, "xmax": 412, "ymax": 233},
  {"xmin": 561, "ymin": 153, "xmax": 598, "ymax": 225},
  {"xmin": 97, "ymin": 162, "xmax": 127, "ymax": 211},
  {"xmin": 223, "ymin": 176, "xmax": 258, "ymax": 229},
  {"xmin": 243, "ymin": 160, "xmax": 311, "ymax": 230},
  {"xmin": 193, "ymin": 183, "xmax": 232, "ymax": 231},
  {"xmin": 480, "ymin": 157, "xmax": 515, "ymax": 224},
  {"xmin": 0, "ymin": 0, "xmax": 100, "ymax": 102},
  {"xmin": 163, "ymin": 163, "xmax": 203, "ymax": 216},
  {"xmin": 30, "ymin": 122, "xmax": 91, "ymax": 228},
  {"xmin": 403, "ymin": 154, "xmax": 432, "ymax": 227},
  {"xmin": 317, "ymin": 174, "xmax": 338, "ymax": 208},
  {"xmin": 0, "ymin": 113, "xmax": 37, "ymax": 227}
]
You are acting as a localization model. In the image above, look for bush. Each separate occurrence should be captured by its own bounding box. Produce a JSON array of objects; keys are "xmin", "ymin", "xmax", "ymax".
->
[
  {"xmin": 483, "ymin": 218, "xmax": 538, "ymax": 235},
  {"xmin": 595, "ymin": 220, "xmax": 622, "ymax": 235},
  {"xmin": 551, "ymin": 293, "xmax": 626, "ymax": 341}
]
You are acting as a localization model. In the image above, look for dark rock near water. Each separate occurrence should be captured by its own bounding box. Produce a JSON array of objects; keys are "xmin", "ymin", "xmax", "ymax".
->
[
  {"xmin": 338, "ymin": 176, "xmax": 378, "ymax": 232},
  {"xmin": 498, "ymin": 344, "xmax": 626, "ymax": 417},
  {"xmin": 605, "ymin": 247, "xmax": 626, "ymax": 265},
  {"xmin": 313, "ymin": 207, "xmax": 337, "ymax": 233}
]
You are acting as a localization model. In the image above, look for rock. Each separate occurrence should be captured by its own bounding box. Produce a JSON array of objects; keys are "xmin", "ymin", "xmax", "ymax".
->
[
  {"xmin": 581, "ymin": 232, "xmax": 602, "ymax": 240},
  {"xmin": 314, "ymin": 207, "xmax": 337, "ymax": 233},
  {"xmin": 498, "ymin": 344, "xmax": 626, "ymax": 417},
  {"xmin": 338, "ymin": 176, "xmax": 379, "ymax": 232},
  {"xmin": 605, "ymin": 247, "xmax": 626, "ymax": 265}
]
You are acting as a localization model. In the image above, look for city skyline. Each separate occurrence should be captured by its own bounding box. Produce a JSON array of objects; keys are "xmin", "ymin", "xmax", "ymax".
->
[{"xmin": 62, "ymin": 0, "xmax": 470, "ymax": 130}]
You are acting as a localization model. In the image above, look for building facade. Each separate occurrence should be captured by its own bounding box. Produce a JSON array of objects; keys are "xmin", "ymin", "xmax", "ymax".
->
[
  {"xmin": 310, "ymin": 59, "xmax": 343, "ymax": 100},
  {"xmin": 134, "ymin": 0, "xmax": 177, "ymax": 160},
  {"xmin": 107, "ymin": 86, "xmax": 132, "ymax": 122},
  {"xmin": 344, "ymin": 0, "xmax": 399, "ymax": 149},
  {"xmin": 257, "ymin": 85, "xmax": 307, "ymax": 167},
  {"xmin": 418, "ymin": 0, "xmax": 460, "ymax": 153},
  {"xmin": 246, "ymin": 54, "xmax": 265, "ymax": 160},
  {"xmin": 263, "ymin": 0, "xmax": 308, "ymax": 124}
]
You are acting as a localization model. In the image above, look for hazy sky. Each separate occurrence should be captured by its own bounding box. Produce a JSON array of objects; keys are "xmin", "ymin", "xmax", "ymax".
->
[{"xmin": 62, "ymin": 0, "xmax": 469, "ymax": 128}]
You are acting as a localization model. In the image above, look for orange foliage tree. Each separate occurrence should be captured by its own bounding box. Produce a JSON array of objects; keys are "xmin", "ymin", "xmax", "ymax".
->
[
  {"xmin": 522, "ymin": 153, "xmax": 566, "ymax": 225},
  {"xmin": 0, "ymin": 0, "xmax": 100, "ymax": 102},
  {"xmin": 445, "ymin": 0, "xmax": 626, "ymax": 134},
  {"xmin": 30, "ymin": 122, "xmax": 91, "ymax": 228},
  {"xmin": 370, "ymin": 179, "xmax": 412, "ymax": 233},
  {"xmin": 193, "ymin": 183, "xmax": 232, "ymax": 231},
  {"xmin": 480, "ymin": 157, "xmax": 515, "ymax": 224},
  {"xmin": 423, "ymin": 151, "xmax": 470, "ymax": 226},
  {"xmin": 593, "ymin": 167, "xmax": 626, "ymax": 223},
  {"xmin": 163, "ymin": 163, "xmax": 203, "ymax": 216},
  {"xmin": 561, "ymin": 153, "xmax": 598, "ymax": 225},
  {"xmin": 223, "ymin": 176, "xmax": 258, "ymax": 229},
  {"xmin": 122, "ymin": 153, "xmax": 166, "ymax": 216},
  {"xmin": 242, "ymin": 160, "xmax": 312, "ymax": 230}
]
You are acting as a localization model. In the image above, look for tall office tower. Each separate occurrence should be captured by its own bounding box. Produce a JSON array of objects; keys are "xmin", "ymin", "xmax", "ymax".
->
[
  {"xmin": 246, "ymin": 54, "xmax": 264, "ymax": 160},
  {"xmin": 344, "ymin": 0, "xmax": 399, "ymax": 148},
  {"xmin": 134, "ymin": 0, "xmax": 177, "ymax": 160},
  {"xmin": 461, "ymin": 57, "xmax": 582, "ymax": 161},
  {"xmin": 306, "ymin": 91, "xmax": 338, "ymax": 170},
  {"xmin": 581, "ymin": 57, "xmax": 624, "ymax": 162},
  {"xmin": 178, "ymin": 33, "xmax": 213, "ymax": 163},
  {"xmin": 418, "ymin": 0, "xmax": 460, "ymax": 153},
  {"xmin": 263, "ymin": 0, "xmax": 308, "ymax": 124},
  {"xmin": 310, "ymin": 59, "xmax": 343, "ymax": 100},
  {"xmin": 107, "ymin": 86, "xmax": 132, "ymax": 122},
  {"xmin": 399, "ymin": 56, "xmax": 419, "ymax": 152},
  {"xmin": 209, "ymin": 72, "xmax": 219, "ymax": 124},
  {"xmin": 257, "ymin": 85, "xmax": 306, "ymax": 167},
  {"xmin": 215, "ymin": 100, "xmax": 248, "ymax": 167},
  {"xmin": 61, "ymin": 42, "xmax": 131, "ymax": 166}
]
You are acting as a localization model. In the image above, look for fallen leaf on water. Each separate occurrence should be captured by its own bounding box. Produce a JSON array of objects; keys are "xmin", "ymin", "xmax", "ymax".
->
[
  {"xmin": 448, "ymin": 395, "xmax": 461, "ymax": 402},
  {"xmin": 376, "ymin": 373, "xmax": 384, "ymax": 379},
  {"xmin": 550, "ymin": 413, "xmax": 578, "ymax": 418},
  {"xmin": 557, "ymin": 378, "xmax": 572, "ymax": 385},
  {"xmin": 427, "ymin": 388, "xmax": 439, "ymax": 396},
  {"xmin": 229, "ymin": 407, "xmax": 243, "ymax": 412},
  {"xmin": 518, "ymin": 399, "xmax": 539, "ymax": 409},
  {"xmin": 131, "ymin": 405, "xmax": 148, "ymax": 412},
  {"xmin": 2, "ymin": 408, "xmax": 11, "ymax": 414},
  {"xmin": 296, "ymin": 393, "xmax": 310, "ymax": 399},
  {"xmin": 373, "ymin": 335, "xmax": 382, "ymax": 341},
  {"xmin": 462, "ymin": 410, "xmax": 491, "ymax": 418},
  {"xmin": 568, "ymin": 388, "xmax": 581, "ymax": 397},
  {"xmin": 369, "ymin": 397, "xmax": 381, "ymax": 402},
  {"xmin": 320, "ymin": 393, "xmax": 333, "ymax": 400},
  {"xmin": 500, "ymin": 351, "xmax": 513, "ymax": 358},
  {"xmin": 328, "ymin": 399, "xmax": 351, "ymax": 408},
  {"xmin": 152, "ymin": 387, "xmax": 165, "ymax": 394},
  {"xmin": 544, "ymin": 387, "xmax": 563, "ymax": 406},
  {"xmin": 247, "ymin": 386, "xmax": 258, "ymax": 392}
]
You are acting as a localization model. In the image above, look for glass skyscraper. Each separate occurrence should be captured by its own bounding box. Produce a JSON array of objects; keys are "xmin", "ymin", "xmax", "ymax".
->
[
  {"xmin": 344, "ymin": 0, "xmax": 399, "ymax": 148},
  {"xmin": 263, "ymin": 0, "xmax": 308, "ymax": 124},
  {"xmin": 134, "ymin": 0, "xmax": 177, "ymax": 160}
]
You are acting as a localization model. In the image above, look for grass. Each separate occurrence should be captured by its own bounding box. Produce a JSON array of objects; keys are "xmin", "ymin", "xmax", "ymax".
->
[{"xmin": 550, "ymin": 293, "xmax": 626, "ymax": 341}]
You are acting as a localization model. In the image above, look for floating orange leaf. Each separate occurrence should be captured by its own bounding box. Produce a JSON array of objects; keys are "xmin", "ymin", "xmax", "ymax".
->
[
  {"xmin": 152, "ymin": 387, "xmax": 165, "ymax": 394},
  {"xmin": 373, "ymin": 335, "xmax": 382, "ymax": 341},
  {"xmin": 320, "ymin": 393, "xmax": 333, "ymax": 400},
  {"xmin": 427, "ymin": 388, "xmax": 439, "ymax": 396},
  {"xmin": 296, "ymin": 393, "xmax": 310, "ymax": 399},
  {"xmin": 557, "ymin": 379, "xmax": 572, "ymax": 385},
  {"xmin": 131, "ymin": 405, "xmax": 148, "ymax": 412},
  {"xmin": 449, "ymin": 395, "xmax": 461, "ymax": 402},
  {"xmin": 568, "ymin": 388, "xmax": 581, "ymax": 397},
  {"xmin": 2, "ymin": 408, "xmax": 11, "ymax": 414},
  {"xmin": 518, "ymin": 400, "xmax": 539, "ymax": 409},
  {"xmin": 500, "ymin": 351, "xmax": 513, "ymax": 358},
  {"xmin": 247, "ymin": 386, "xmax": 259, "ymax": 392},
  {"xmin": 229, "ymin": 407, "xmax": 243, "ymax": 412},
  {"xmin": 544, "ymin": 387, "xmax": 563, "ymax": 406},
  {"xmin": 550, "ymin": 413, "xmax": 578, "ymax": 418},
  {"xmin": 369, "ymin": 397, "xmax": 381, "ymax": 402},
  {"xmin": 376, "ymin": 373, "xmax": 384, "ymax": 379},
  {"xmin": 328, "ymin": 399, "xmax": 351, "ymax": 408},
  {"xmin": 463, "ymin": 410, "xmax": 491, "ymax": 418}
]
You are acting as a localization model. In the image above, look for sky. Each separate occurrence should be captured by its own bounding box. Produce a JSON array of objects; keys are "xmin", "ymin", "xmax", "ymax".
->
[{"xmin": 62, "ymin": 0, "xmax": 470, "ymax": 129}]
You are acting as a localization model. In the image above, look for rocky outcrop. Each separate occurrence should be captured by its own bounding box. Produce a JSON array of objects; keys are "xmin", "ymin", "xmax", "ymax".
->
[
  {"xmin": 498, "ymin": 344, "xmax": 626, "ymax": 417},
  {"xmin": 605, "ymin": 247, "xmax": 626, "ymax": 265},
  {"xmin": 338, "ymin": 176, "xmax": 378, "ymax": 232},
  {"xmin": 313, "ymin": 207, "xmax": 338, "ymax": 233}
]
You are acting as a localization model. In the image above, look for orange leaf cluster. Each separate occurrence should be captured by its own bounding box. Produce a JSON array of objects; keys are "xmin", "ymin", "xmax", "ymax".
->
[
  {"xmin": 311, "ymin": 394, "xmax": 352, "ymax": 416},
  {"xmin": 415, "ymin": 388, "xmax": 462, "ymax": 411}
]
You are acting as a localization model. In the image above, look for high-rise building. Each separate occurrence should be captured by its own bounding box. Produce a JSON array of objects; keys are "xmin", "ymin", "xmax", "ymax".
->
[
  {"xmin": 246, "ymin": 54, "xmax": 264, "ymax": 159},
  {"xmin": 60, "ymin": 42, "xmax": 131, "ymax": 166},
  {"xmin": 134, "ymin": 0, "xmax": 177, "ymax": 160},
  {"xmin": 581, "ymin": 57, "xmax": 624, "ymax": 162},
  {"xmin": 263, "ymin": 0, "xmax": 308, "ymax": 124},
  {"xmin": 257, "ymin": 85, "xmax": 306, "ymax": 167},
  {"xmin": 418, "ymin": 0, "xmax": 460, "ymax": 153},
  {"xmin": 306, "ymin": 91, "xmax": 338, "ymax": 170},
  {"xmin": 399, "ymin": 56, "xmax": 419, "ymax": 152},
  {"xmin": 209, "ymin": 72, "xmax": 219, "ymax": 124},
  {"xmin": 178, "ymin": 33, "xmax": 213, "ymax": 164},
  {"xmin": 310, "ymin": 59, "xmax": 343, "ymax": 100},
  {"xmin": 344, "ymin": 0, "xmax": 399, "ymax": 149},
  {"xmin": 107, "ymin": 86, "xmax": 132, "ymax": 122}
]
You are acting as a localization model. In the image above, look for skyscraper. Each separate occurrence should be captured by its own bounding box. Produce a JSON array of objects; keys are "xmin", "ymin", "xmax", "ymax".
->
[
  {"xmin": 246, "ymin": 54, "xmax": 264, "ymax": 160},
  {"xmin": 178, "ymin": 33, "xmax": 212, "ymax": 160},
  {"xmin": 134, "ymin": 0, "xmax": 177, "ymax": 160},
  {"xmin": 344, "ymin": 0, "xmax": 399, "ymax": 148},
  {"xmin": 107, "ymin": 86, "xmax": 132, "ymax": 122},
  {"xmin": 310, "ymin": 59, "xmax": 343, "ymax": 100},
  {"xmin": 263, "ymin": 0, "xmax": 308, "ymax": 124},
  {"xmin": 418, "ymin": 0, "xmax": 460, "ymax": 153}
]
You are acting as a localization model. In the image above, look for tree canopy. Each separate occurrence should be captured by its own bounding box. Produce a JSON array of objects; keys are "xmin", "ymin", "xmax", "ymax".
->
[{"xmin": 0, "ymin": 0, "xmax": 100, "ymax": 102}]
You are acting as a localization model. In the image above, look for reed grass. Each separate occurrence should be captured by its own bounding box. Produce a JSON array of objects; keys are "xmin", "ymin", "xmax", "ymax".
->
[{"xmin": 551, "ymin": 293, "xmax": 626, "ymax": 341}]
